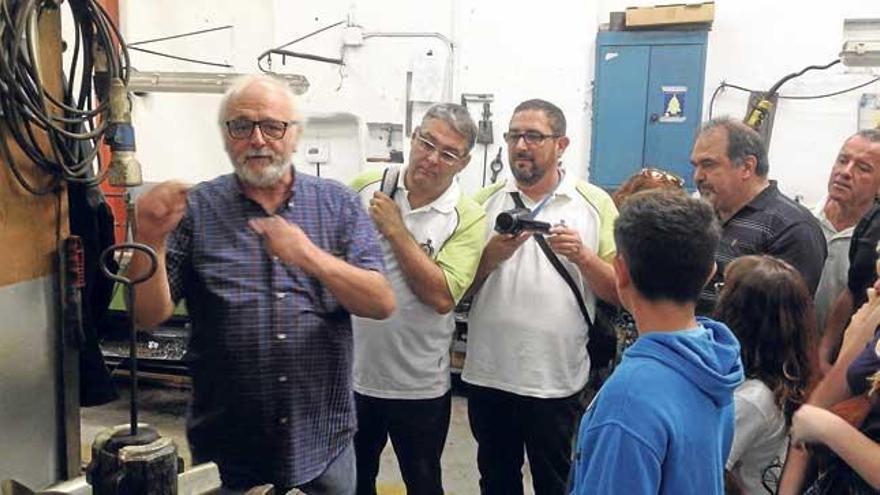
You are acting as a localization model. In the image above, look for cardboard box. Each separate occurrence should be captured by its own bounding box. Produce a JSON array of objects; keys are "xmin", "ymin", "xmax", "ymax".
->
[{"xmin": 625, "ymin": 2, "xmax": 715, "ymax": 28}]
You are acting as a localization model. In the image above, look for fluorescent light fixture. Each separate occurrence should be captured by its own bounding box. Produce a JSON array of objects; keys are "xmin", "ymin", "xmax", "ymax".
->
[
  {"xmin": 841, "ymin": 40, "xmax": 880, "ymax": 67},
  {"xmin": 128, "ymin": 70, "xmax": 309, "ymax": 95},
  {"xmin": 841, "ymin": 19, "xmax": 880, "ymax": 67}
]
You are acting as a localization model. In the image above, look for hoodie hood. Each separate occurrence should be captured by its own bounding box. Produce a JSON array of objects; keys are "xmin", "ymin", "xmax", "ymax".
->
[{"xmin": 624, "ymin": 317, "xmax": 744, "ymax": 406}]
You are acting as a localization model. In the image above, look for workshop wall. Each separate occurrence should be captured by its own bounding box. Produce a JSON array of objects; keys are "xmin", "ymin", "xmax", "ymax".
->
[
  {"xmin": 120, "ymin": 0, "xmax": 597, "ymax": 192},
  {"xmin": 599, "ymin": 0, "xmax": 880, "ymax": 204},
  {"xmin": 119, "ymin": 0, "xmax": 880, "ymax": 204}
]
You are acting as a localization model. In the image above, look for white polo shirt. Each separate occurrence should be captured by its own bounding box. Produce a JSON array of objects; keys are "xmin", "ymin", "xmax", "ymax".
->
[
  {"xmin": 350, "ymin": 166, "xmax": 486, "ymax": 399},
  {"xmin": 812, "ymin": 199, "xmax": 855, "ymax": 331},
  {"xmin": 462, "ymin": 170, "xmax": 618, "ymax": 398}
]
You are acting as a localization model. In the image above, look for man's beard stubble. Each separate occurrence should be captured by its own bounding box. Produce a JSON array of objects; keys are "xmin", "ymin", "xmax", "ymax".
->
[
  {"xmin": 232, "ymin": 148, "xmax": 290, "ymax": 188},
  {"xmin": 510, "ymin": 155, "xmax": 546, "ymax": 187}
]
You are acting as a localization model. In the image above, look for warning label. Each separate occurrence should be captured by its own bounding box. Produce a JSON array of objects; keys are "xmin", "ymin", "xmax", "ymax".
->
[{"xmin": 660, "ymin": 86, "xmax": 687, "ymax": 123}]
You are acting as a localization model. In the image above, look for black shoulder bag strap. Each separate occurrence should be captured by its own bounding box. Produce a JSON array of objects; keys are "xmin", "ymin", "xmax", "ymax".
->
[{"xmin": 509, "ymin": 191, "xmax": 594, "ymax": 331}]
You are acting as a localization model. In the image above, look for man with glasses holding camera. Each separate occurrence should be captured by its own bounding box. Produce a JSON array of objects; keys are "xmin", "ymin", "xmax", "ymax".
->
[
  {"xmin": 349, "ymin": 103, "xmax": 486, "ymax": 495},
  {"xmin": 128, "ymin": 74, "xmax": 395, "ymax": 494},
  {"xmin": 462, "ymin": 99, "xmax": 619, "ymax": 495}
]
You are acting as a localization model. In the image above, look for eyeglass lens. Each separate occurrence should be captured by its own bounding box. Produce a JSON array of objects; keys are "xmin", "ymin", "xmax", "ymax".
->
[{"xmin": 227, "ymin": 119, "xmax": 290, "ymax": 140}]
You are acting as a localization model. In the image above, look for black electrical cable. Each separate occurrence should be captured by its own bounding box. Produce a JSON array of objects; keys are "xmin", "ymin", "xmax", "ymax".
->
[
  {"xmin": 129, "ymin": 46, "xmax": 231, "ymax": 68},
  {"xmin": 128, "ymin": 25, "xmax": 233, "ymax": 46},
  {"xmin": 707, "ymin": 82, "xmax": 725, "ymax": 120},
  {"xmin": 765, "ymin": 59, "xmax": 841, "ymax": 97},
  {"xmin": 708, "ymin": 75, "xmax": 880, "ymax": 119},
  {"xmin": 777, "ymin": 76, "xmax": 880, "ymax": 100},
  {"xmin": 0, "ymin": 0, "xmax": 130, "ymax": 193},
  {"xmin": 732, "ymin": 59, "xmax": 843, "ymax": 129}
]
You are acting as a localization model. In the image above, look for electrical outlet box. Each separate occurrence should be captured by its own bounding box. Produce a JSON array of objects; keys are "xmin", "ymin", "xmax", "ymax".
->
[
  {"xmin": 745, "ymin": 92, "xmax": 778, "ymax": 146},
  {"xmin": 304, "ymin": 142, "xmax": 330, "ymax": 164}
]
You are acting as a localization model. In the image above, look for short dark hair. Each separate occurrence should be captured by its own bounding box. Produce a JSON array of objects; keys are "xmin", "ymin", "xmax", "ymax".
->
[
  {"xmin": 615, "ymin": 189, "xmax": 720, "ymax": 302},
  {"xmin": 422, "ymin": 103, "xmax": 478, "ymax": 152},
  {"xmin": 699, "ymin": 117, "xmax": 769, "ymax": 177},
  {"xmin": 715, "ymin": 255, "xmax": 814, "ymax": 424},
  {"xmin": 855, "ymin": 128, "xmax": 880, "ymax": 143},
  {"xmin": 512, "ymin": 99, "xmax": 566, "ymax": 136}
]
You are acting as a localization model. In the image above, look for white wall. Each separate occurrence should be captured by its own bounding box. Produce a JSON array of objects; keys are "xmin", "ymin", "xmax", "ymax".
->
[
  {"xmin": 599, "ymin": 0, "xmax": 880, "ymax": 204},
  {"xmin": 117, "ymin": 0, "xmax": 597, "ymax": 193},
  {"xmin": 115, "ymin": 0, "xmax": 880, "ymax": 203}
]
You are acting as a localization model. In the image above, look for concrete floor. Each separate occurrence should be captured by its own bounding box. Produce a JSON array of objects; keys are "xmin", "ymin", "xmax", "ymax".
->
[{"xmin": 80, "ymin": 379, "xmax": 535, "ymax": 495}]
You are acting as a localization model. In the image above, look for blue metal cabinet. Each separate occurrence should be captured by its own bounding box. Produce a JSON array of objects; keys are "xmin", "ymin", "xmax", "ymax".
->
[{"xmin": 590, "ymin": 31, "xmax": 708, "ymax": 190}]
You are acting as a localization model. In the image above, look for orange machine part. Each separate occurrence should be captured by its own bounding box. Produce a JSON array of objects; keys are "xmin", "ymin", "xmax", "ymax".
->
[{"xmin": 96, "ymin": 0, "xmax": 127, "ymax": 243}]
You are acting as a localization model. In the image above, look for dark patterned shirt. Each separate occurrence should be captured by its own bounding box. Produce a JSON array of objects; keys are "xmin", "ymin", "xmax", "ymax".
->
[
  {"xmin": 165, "ymin": 170, "xmax": 384, "ymax": 488},
  {"xmin": 699, "ymin": 181, "xmax": 826, "ymax": 314}
]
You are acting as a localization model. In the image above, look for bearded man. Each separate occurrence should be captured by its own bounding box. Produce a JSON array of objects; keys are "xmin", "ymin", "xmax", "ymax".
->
[
  {"xmin": 128, "ymin": 74, "xmax": 395, "ymax": 494},
  {"xmin": 462, "ymin": 99, "xmax": 619, "ymax": 495}
]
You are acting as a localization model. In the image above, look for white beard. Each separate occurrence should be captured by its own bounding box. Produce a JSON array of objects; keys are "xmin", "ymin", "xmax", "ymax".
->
[{"xmin": 232, "ymin": 148, "xmax": 290, "ymax": 187}]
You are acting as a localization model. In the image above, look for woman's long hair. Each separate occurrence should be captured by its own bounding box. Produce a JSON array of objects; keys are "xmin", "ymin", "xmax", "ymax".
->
[{"xmin": 715, "ymin": 255, "xmax": 815, "ymax": 424}]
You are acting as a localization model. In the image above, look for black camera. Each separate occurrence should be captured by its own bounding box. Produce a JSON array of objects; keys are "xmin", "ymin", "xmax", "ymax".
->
[{"xmin": 494, "ymin": 208, "xmax": 552, "ymax": 235}]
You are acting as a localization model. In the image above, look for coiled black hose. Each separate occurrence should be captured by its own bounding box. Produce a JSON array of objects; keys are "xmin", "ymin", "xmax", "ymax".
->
[{"xmin": 0, "ymin": 0, "xmax": 130, "ymax": 194}]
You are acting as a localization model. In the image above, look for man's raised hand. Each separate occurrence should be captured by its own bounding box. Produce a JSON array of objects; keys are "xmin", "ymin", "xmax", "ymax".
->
[{"xmin": 135, "ymin": 181, "xmax": 190, "ymax": 245}]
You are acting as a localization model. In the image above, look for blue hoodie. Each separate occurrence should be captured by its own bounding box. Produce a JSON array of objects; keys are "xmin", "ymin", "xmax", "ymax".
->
[{"xmin": 570, "ymin": 317, "xmax": 744, "ymax": 495}]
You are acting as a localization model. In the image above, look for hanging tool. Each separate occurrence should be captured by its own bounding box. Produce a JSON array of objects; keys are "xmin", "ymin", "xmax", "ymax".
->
[
  {"xmin": 460, "ymin": 93, "xmax": 495, "ymax": 186},
  {"xmin": 477, "ymin": 101, "xmax": 494, "ymax": 144},
  {"xmin": 62, "ymin": 236, "xmax": 86, "ymax": 347},
  {"xmin": 489, "ymin": 147, "xmax": 504, "ymax": 183},
  {"xmin": 478, "ymin": 102, "xmax": 494, "ymax": 187}
]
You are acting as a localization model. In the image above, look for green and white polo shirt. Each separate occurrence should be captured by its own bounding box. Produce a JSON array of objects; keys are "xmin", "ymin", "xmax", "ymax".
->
[
  {"xmin": 462, "ymin": 170, "xmax": 618, "ymax": 398},
  {"xmin": 350, "ymin": 166, "xmax": 486, "ymax": 399}
]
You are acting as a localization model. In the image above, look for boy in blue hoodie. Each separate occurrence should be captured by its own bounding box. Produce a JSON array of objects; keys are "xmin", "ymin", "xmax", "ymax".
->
[{"xmin": 570, "ymin": 190, "xmax": 744, "ymax": 494}]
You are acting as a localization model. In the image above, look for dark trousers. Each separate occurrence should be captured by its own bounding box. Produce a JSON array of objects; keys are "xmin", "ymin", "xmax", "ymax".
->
[
  {"xmin": 467, "ymin": 383, "xmax": 588, "ymax": 495},
  {"xmin": 198, "ymin": 441, "xmax": 356, "ymax": 494},
  {"xmin": 354, "ymin": 391, "xmax": 452, "ymax": 495}
]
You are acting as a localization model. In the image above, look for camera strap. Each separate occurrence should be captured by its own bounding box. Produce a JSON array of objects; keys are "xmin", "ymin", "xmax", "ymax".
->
[
  {"xmin": 380, "ymin": 165, "xmax": 401, "ymax": 199},
  {"xmin": 510, "ymin": 191, "xmax": 594, "ymax": 330},
  {"xmin": 524, "ymin": 168, "xmax": 563, "ymax": 219}
]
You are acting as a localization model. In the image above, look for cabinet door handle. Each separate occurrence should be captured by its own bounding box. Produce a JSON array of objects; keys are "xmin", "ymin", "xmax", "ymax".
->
[{"xmin": 650, "ymin": 113, "xmax": 659, "ymax": 123}]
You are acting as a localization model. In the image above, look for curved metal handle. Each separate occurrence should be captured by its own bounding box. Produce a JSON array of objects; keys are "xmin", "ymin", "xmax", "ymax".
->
[{"xmin": 99, "ymin": 242, "xmax": 158, "ymax": 286}]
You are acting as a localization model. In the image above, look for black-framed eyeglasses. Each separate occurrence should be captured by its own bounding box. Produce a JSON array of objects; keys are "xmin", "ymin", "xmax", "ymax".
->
[
  {"xmin": 503, "ymin": 131, "xmax": 560, "ymax": 146},
  {"xmin": 414, "ymin": 132, "xmax": 465, "ymax": 165},
  {"xmin": 225, "ymin": 119, "xmax": 299, "ymax": 141}
]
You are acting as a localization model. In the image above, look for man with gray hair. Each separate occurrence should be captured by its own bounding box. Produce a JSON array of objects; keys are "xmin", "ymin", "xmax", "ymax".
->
[
  {"xmin": 350, "ymin": 103, "xmax": 486, "ymax": 495},
  {"xmin": 815, "ymin": 129, "xmax": 880, "ymax": 369},
  {"xmin": 690, "ymin": 117, "xmax": 826, "ymax": 312},
  {"xmin": 129, "ymin": 74, "xmax": 395, "ymax": 493}
]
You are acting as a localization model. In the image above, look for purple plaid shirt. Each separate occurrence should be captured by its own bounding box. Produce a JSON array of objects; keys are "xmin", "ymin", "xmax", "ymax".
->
[{"xmin": 165, "ymin": 169, "xmax": 384, "ymax": 488}]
